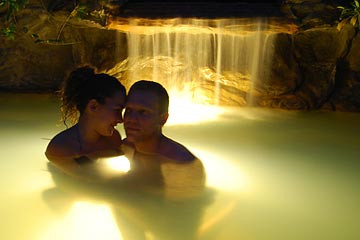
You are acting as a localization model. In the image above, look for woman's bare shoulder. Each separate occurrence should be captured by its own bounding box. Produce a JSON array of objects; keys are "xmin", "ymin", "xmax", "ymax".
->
[{"xmin": 45, "ymin": 127, "xmax": 78, "ymax": 159}]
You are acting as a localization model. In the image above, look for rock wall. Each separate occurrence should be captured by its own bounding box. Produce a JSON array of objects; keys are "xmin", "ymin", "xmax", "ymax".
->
[
  {"xmin": 276, "ymin": 0, "xmax": 360, "ymax": 111},
  {"xmin": 0, "ymin": 5, "xmax": 127, "ymax": 92},
  {"xmin": 0, "ymin": 0, "xmax": 359, "ymax": 111},
  {"xmin": 256, "ymin": 24, "xmax": 359, "ymax": 111}
]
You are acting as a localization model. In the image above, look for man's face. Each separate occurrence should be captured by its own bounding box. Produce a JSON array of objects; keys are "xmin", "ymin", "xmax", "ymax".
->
[{"xmin": 124, "ymin": 90, "xmax": 167, "ymax": 143}]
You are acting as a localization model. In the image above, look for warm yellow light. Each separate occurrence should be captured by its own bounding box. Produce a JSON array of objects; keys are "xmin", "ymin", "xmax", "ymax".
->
[
  {"xmin": 167, "ymin": 90, "xmax": 225, "ymax": 125},
  {"xmin": 24, "ymin": 171, "xmax": 54, "ymax": 193},
  {"xmin": 192, "ymin": 148, "xmax": 249, "ymax": 192},
  {"xmin": 198, "ymin": 200, "xmax": 238, "ymax": 236},
  {"xmin": 104, "ymin": 156, "xmax": 131, "ymax": 173},
  {"xmin": 39, "ymin": 201, "xmax": 123, "ymax": 240},
  {"xmin": 108, "ymin": 18, "xmax": 298, "ymax": 35}
]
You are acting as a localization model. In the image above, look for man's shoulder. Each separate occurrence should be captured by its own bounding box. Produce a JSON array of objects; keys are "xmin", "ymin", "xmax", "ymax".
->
[{"xmin": 160, "ymin": 137, "xmax": 196, "ymax": 162}]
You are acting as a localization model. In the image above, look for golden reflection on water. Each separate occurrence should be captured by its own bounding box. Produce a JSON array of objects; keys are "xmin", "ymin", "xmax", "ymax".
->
[
  {"xmin": 24, "ymin": 171, "xmax": 54, "ymax": 194},
  {"xmin": 197, "ymin": 199, "xmax": 238, "ymax": 237},
  {"xmin": 103, "ymin": 156, "xmax": 131, "ymax": 173},
  {"xmin": 40, "ymin": 201, "xmax": 123, "ymax": 240},
  {"xmin": 167, "ymin": 90, "xmax": 225, "ymax": 125},
  {"xmin": 192, "ymin": 148, "xmax": 248, "ymax": 193}
]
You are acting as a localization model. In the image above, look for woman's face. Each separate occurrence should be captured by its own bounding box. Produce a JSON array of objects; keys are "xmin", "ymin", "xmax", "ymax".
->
[{"xmin": 94, "ymin": 91, "xmax": 126, "ymax": 136}]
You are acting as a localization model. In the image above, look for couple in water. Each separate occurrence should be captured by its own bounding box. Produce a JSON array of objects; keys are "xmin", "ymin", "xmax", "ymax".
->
[
  {"xmin": 43, "ymin": 67, "xmax": 211, "ymax": 239},
  {"xmin": 45, "ymin": 66, "xmax": 203, "ymax": 188}
]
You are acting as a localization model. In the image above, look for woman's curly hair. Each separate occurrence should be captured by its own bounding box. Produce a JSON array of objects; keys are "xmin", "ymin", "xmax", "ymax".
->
[{"xmin": 59, "ymin": 65, "xmax": 126, "ymax": 126}]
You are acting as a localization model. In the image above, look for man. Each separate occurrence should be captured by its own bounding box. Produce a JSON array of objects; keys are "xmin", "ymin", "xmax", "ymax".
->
[{"xmin": 122, "ymin": 80, "xmax": 196, "ymax": 162}]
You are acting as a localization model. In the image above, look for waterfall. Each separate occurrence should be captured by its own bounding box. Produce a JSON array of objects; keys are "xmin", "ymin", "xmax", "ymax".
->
[{"xmin": 110, "ymin": 18, "xmax": 275, "ymax": 107}]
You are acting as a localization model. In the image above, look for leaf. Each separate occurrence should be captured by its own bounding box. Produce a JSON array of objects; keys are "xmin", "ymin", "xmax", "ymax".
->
[
  {"xmin": 69, "ymin": 6, "xmax": 79, "ymax": 18},
  {"xmin": 8, "ymin": 33, "xmax": 15, "ymax": 40},
  {"xmin": 336, "ymin": 24, "xmax": 342, "ymax": 31},
  {"xmin": 355, "ymin": 0, "xmax": 359, "ymax": 8},
  {"xmin": 9, "ymin": 23, "xmax": 16, "ymax": 31},
  {"xmin": 350, "ymin": 16, "xmax": 357, "ymax": 25},
  {"xmin": 337, "ymin": 20, "xmax": 346, "ymax": 31},
  {"xmin": 76, "ymin": 5, "xmax": 88, "ymax": 19},
  {"xmin": 12, "ymin": 3, "xmax": 20, "ymax": 11},
  {"xmin": 19, "ymin": 0, "xmax": 28, "ymax": 7},
  {"xmin": 1, "ymin": 25, "xmax": 16, "ymax": 40}
]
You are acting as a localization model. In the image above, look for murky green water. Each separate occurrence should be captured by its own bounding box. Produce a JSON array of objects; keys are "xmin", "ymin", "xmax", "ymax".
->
[{"xmin": 1, "ymin": 93, "xmax": 359, "ymax": 240}]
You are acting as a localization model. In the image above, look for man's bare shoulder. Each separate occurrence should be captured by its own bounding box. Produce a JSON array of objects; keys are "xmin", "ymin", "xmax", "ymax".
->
[{"xmin": 160, "ymin": 136, "xmax": 196, "ymax": 162}]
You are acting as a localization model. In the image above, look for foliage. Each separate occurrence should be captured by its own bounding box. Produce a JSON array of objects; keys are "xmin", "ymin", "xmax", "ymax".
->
[
  {"xmin": 337, "ymin": 0, "xmax": 360, "ymax": 30},
  {"xmin": 24, "ymin": 4, "xmax": 88, "ymax": 45},
  {"xmin": 1, "ymin": 22, "xmax": 16, "ymax": 39},
  {"xmin": 1, "ymin": 1, "xmax": 108, "ymax": 42},
  {"xmin": 0, "ymin": 0, "xmax": 28, "ymax": 39},
  {"xmin": 76, "ymin": 5, "xmax": 88, "ymax": 19},
  {"xmin": 56, "ymin": 5, "xmax": 89, "ymax": 43},
  {"xmin": 0, "ymin": 0, "xmax": 27, "ymax": 20}
]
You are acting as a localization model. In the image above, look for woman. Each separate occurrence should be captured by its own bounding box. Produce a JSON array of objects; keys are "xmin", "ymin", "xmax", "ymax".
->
[{"xmin": 45, "ymin": 66, "xmax": 126, "ymax": 180}]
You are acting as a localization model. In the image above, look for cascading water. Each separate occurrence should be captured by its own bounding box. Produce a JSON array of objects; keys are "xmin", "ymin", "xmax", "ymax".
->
[{"xmin": 108, "ymin": 18, "xmax": 278, "ymax": 123}]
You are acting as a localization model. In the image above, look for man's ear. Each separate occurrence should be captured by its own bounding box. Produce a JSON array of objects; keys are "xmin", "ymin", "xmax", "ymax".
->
[
  {"xmin": 86, "ymin": 99, "xmax": 100, "ymax": 113},
  {"xmin": 159, "ymin": 112, "xmax": 169, "ymax": 126}
]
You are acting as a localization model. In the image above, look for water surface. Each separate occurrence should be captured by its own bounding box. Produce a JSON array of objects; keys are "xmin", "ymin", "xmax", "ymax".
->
[{"xmin": 1, "ymin": 93, "xmax": 359, "ymax": 240}]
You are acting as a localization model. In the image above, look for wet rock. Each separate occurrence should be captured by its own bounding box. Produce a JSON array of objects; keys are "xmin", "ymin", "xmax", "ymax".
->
[
  {"xmin": 1, "ymin": 1, "xmax": 359, "ymax": 111},
  {"xmin": 328, "ymin": 29, "xmax": 360, "ymax": 111},
  {"xmin": 0, "ymin": 7, "xmax": 126, "ymax": 91},
  {"xmin": 255, "ymin": 33, "xmax": 301, "ymax": 97},
  {"xmin": 292, "ymin": 27, "xmax": 349, "ymax": 108},
  {"xmin": 0, "ymin": 10, "xmax": 75, "ymax": 91},
  {"xmin": 281, "ymin": 0, "xmax": 343, "ymax": 29}
]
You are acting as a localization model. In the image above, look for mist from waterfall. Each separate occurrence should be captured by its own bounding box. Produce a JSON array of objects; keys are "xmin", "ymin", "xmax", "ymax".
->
[{"xmin": 111, "ymin": 18, "xmax": 275, "ymax": 107}]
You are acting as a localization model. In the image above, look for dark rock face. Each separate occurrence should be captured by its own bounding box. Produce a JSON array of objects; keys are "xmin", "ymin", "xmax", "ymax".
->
[
  {"xmin": 292, "ymin": 27, "xmax": 348, "ymax": 108},
  {"xmin": 0, "ymin": 9, "xmax": 125, "ymax": 91},
  {"xmin": 242, "ymin": 23, "xmax": 360, "ymax": 112},
  {"xmin": 281, "ymin": 0, "xmax": 344, "ymax": 29},
  {"xmin": 66, "ymin": 27, "xmax": 127, "ymax": 72},
  {"xmin": 0, "ymin": 1, "xmax": 359, "ymax": 111},
  {"xmin": 329, "ymin": 31, "xmax": 360, "ymax": 111},
  {"xmin": 256, "ymin": 33, "xmax": 301, "ymax": 101},
  {"xmin": 0, "ymin": 39, "xmax": 74, "ymax": 91}
]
